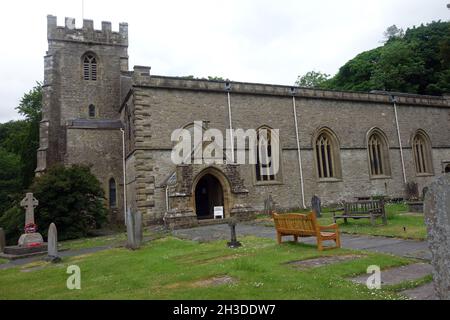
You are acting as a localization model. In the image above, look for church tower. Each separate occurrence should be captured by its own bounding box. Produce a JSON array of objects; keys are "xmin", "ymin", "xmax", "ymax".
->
[{"xmin": 36, "ymin": 16, "xmax": 129, "ymax": 221}]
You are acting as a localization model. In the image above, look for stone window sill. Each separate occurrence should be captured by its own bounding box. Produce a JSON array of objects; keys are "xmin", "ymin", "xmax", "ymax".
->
[
  {"xmin": 255, "ymin": 180, "xmax": 284, "ymax": 187},
  {"xmin": 416, "ymin": 173, "xmax": 434, "ymax": 177},
  {"xmin": 318, "ymin": 178, "xmax": 342, "ymax": 183},
  {"xmin": 370, "ymin": 175, "xmax": 392, "ymax": 180}
]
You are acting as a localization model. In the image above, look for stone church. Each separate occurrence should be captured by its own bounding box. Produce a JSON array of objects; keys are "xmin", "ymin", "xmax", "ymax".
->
[{"xmin": 36, "ymin": 16, "xmax": 450, "ymax": 228}]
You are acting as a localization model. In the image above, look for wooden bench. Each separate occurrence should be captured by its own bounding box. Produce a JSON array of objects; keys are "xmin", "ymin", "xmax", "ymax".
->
[
  {"xmin": 331, "ymin": 200, "xmax": 387, "ymax": 226},
  {"xmin": 272, "ymin": 212, "xmax": 341, "ymax": 251}
]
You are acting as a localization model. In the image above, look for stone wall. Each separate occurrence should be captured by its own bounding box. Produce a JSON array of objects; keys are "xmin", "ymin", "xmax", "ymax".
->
[
  {"xmin": 123, "ymin": 74, "xmax": 450, "ymax": 223},
  {"xmin": 37, "ymin": 16, "xmax": 128, "ymax": 222}
]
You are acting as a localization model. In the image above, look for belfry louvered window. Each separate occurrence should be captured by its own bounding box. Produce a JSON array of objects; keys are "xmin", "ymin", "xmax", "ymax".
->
[{"xmin": 83, "ymin": 54, "xmax": 97, "ymax": 81}]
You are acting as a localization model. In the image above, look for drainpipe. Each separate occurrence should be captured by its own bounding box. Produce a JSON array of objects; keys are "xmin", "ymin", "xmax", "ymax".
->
[
  {"xmin": 165, "ymin": 186, "xmax": 170, "ymax": 211},
  {"xmin": 391, "ymin": 95, "xmax": 407, "ymax": 184},
  {"xmin": 226, "ymin": 82, "xmax": 234, "ymax": 163},
  {"xmin": 120, "ymin": 128, "xmax": 128, "ymax": 226},
  {"xmin": 291, "ymin": 88, "xmax": 306, "ymax": 209}
]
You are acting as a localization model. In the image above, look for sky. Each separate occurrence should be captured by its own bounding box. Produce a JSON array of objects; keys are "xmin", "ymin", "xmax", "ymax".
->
[{"xmin": 0, "ymin": 0, "xmax": 449, "ymax": 123}]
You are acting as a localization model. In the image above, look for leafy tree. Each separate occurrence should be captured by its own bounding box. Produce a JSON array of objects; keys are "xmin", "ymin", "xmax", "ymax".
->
[
  {"xmin": 30, "ymin": 165, "xmax": 107, "ymax": 240},
  {"xmin": 371, "ymin": 41, "xmax": 425, "ymax": 93},
  {"xmin": 296, "ymin": 71, "xmax": 330, "ymax": 88},
  {"xmin": 16, "ymin": 83, "xmax": 42, "ymax": 188},
  {"xmin": 0, "ymin": 206, "xmax": 24, "ymax": 245},
  {"xmin": 0, "ymin": 148, "xmax": 22, "ymax": 214},
  {"xmin": 321, "ymin": 21, "xmax": 450, "ymax": 95},
  {"xmin": 383, "ymin": 25, "xmax": 405, "ymax": 42}
]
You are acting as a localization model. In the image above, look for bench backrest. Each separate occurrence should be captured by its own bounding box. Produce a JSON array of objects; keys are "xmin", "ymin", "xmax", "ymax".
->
[
  {"xmin": 273, "ymin": 212, "xmax": 318, "ymax": 236},
  {"xmin": 344, "ymin": 200, "xmax": 384, "ymax": 215}
]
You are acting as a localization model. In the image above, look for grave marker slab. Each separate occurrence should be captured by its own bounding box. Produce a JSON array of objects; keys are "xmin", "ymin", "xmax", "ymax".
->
[
  {"xmin": 311, "ymin": 195, "xmax": 322, "ymax": 218},
  {"xmin": 424, "ymin": 174, "xmax": 450, "ymax": 300},
  {"xmin": 47, "ymin": 223, "xmax": 60, "ymax": 262}
]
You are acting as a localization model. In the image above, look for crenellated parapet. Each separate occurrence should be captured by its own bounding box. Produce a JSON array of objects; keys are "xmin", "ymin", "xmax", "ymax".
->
[{"xmin": 47, "ymin": 15, "xmax": 128, "ymax": 46}]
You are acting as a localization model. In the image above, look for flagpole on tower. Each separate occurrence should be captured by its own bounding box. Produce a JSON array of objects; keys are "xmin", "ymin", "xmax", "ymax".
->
[{"xmin": 82, "ymin": 0, "xmax": 85, "ymax": 20}]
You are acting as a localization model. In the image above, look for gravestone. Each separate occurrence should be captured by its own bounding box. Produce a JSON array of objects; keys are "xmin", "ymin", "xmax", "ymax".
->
[
  {"xmin": 133, "ymin": 211, "xmax": 143, "ymax": 249},
  {"xmin": 422, "ymin": 187, "xmax": 429, "ymax": 200},
  {"xmin": 264, "ymin": 195, "xmax": 275, "ymax": 215},
  {"xmin": 18, "ymin": 193, "xmax": 44, "ymax": 247},
  {"xmin": 47, "ymin": 223, "xmax": 61, "ymax": 263},
  {"xmin": 126, "ymin": 209, "xmax": 143, "ymax": 250},
  {"xmin": 311, "ymin": 195, "xmax": 322, "ymax": 218},
  {"xmin": 0, "ymin": 228, "xmax": 5, "ymax": 253},
  {"xmin": 424, "ymin": 174, "xmax": 450, "ymax": 300},
  {"xmin": 126, "ymin": 208, "xmax": 136, "ymax": 249},
  {"xmin": 227, "ymin": 219, "xmax": 241, "ymax": 248},
  {"xmin": 21, "ymin": 193, "xmax": 39, "ymax": 225}
]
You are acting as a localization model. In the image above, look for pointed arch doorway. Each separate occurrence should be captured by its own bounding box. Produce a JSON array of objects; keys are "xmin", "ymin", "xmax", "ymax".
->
[{"xmin": 192, "ymin": 168, "xmax": 231, "ymax": 220}]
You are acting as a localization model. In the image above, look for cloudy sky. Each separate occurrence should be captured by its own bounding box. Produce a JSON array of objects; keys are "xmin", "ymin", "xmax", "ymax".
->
[{"xmin": 0, "ymin": 0, "xmax": 448, "ymax": 122}]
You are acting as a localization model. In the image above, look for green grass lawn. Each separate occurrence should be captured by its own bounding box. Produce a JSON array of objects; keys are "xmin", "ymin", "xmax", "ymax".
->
[
  {"xmin": 258, "ymin": 204, "xmax": 427, "ymax": 240},
  {"xmin": 0, "ymin": 236, "xmax": 416, "ymax": 300},
  {"xmin": 0, "ymin": 258, "xmax": 8, "ymax": 265},
  {"xmin": 61, "ymin": 229, "xmax": 165, "ymax": 251},
  {"xmin": 318, "ymin": 204, "xmax": 427, "ymax": 240}
]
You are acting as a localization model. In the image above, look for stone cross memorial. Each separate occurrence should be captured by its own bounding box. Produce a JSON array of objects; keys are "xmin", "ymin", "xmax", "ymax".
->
[
  {"xmin": 20, "ymin": 193, "xmax": 39, "ymax": 226},
  {"xmin": 424, "ymin": 174, "xmax": 450, "ymax": 300},
  {"xmin": 18, "ymin": 193, "xmax": 44, "ymax": 247}
]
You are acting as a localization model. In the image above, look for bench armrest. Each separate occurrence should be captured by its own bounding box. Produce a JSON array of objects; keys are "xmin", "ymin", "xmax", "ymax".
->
[{"xmin": 319, "ymin": 223, "xmax": 339, "ymax": 231}]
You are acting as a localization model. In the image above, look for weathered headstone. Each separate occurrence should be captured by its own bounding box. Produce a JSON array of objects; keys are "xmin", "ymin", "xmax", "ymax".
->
[
  {"xmin": 47, "ymin": 223, "xmax": 61, "ymax": 263},
  {"xmin": 0, "ymin": 228, "xmax": 5, "ymax": 253},
  {"xmin": 126, "ymin": 208, "xmax": 135, "ymax": 249},
  {"xmin": 133, "ymin": 211, "xmax": 143, "ymax": 249},
  {"xmin": 18, "ymin": 193, "xmax": 43, "ymax": 247},
  {"xmin": 422, "ymin": 187, "xmax": 429, "ymax": 200},
  {"xmin": 311, "ymin": 195, "xmax": 322, "ymax": 218},
  {"xmin": 424, "ymin": 174, "xmax": 450, "ymax": 300},
  {"xmin": 227, "ymin": 219, "xmax": 242, "ymax": 248},
  {"xmin": 264, "ymin": 195, "xmax": 274, "ymax": 215}
]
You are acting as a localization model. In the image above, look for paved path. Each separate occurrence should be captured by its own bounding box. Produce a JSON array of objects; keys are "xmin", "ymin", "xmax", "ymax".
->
[
  {"xmin": 173, "ymin": 223, "xmax": 431, "ymax": 260},
  {"xmin": 0, "ymin": 245, "xmax": 117, "ymax": 270}
]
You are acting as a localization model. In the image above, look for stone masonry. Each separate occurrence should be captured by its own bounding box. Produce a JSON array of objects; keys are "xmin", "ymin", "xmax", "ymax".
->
[{"xmin": 37, "ymin": 16, "xmax": 450, "ymax": 227}]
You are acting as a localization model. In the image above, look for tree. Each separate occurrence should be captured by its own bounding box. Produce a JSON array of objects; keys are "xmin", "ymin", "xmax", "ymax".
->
[
  {"xmin": 30, "ymin": 165, "xmax": 107, "ymax": 240},
  {"xmin": 0, "ymin": 148, "xmax": 22, "ymax": 214},
  {"xmin": 383, "ymin": 25, "xmax": 405, "ymax": 42},
  {"xmin": 15, "ymin": 83, "xmax": 42, "ymax": 188},
  {"xmin": 323, "ymin": 21, "xmax": 450, "ymax": 95},
  {"xmin": 371, "ymin": 41, "xmax": 425, "ymax": 93},
  {"xmin": 295, "ymin": 71, "xmax": 330, "ymax": 88}
]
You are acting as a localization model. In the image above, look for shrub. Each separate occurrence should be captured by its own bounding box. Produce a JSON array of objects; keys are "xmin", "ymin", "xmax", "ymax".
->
[
  {"xmin": 31, "ymin": 165, "xmax": 107, "ymax": 241},
  {"xmin": 0, "ymin": 206, "xmax": 24, "ymax": 245}
]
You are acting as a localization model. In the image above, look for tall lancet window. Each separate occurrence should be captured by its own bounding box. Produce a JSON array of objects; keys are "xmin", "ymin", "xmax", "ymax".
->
[
  {"xmin": 109, "ymin": 178, "xmax": 117, "ymax": 208},
  {"xmin": 413, "ymin": 130, "xmax": 433, "ymax": 175},
  {"xmin": 255, "ymin": 126, "xmax": 280, "ymax": 182},
  {"xmin": 314, "ymin": 128, "xmax": 342, "ymax": 180},
  {"xmin": 367, "ymin": 129, "xmax": 391, "ymax": 178}
]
